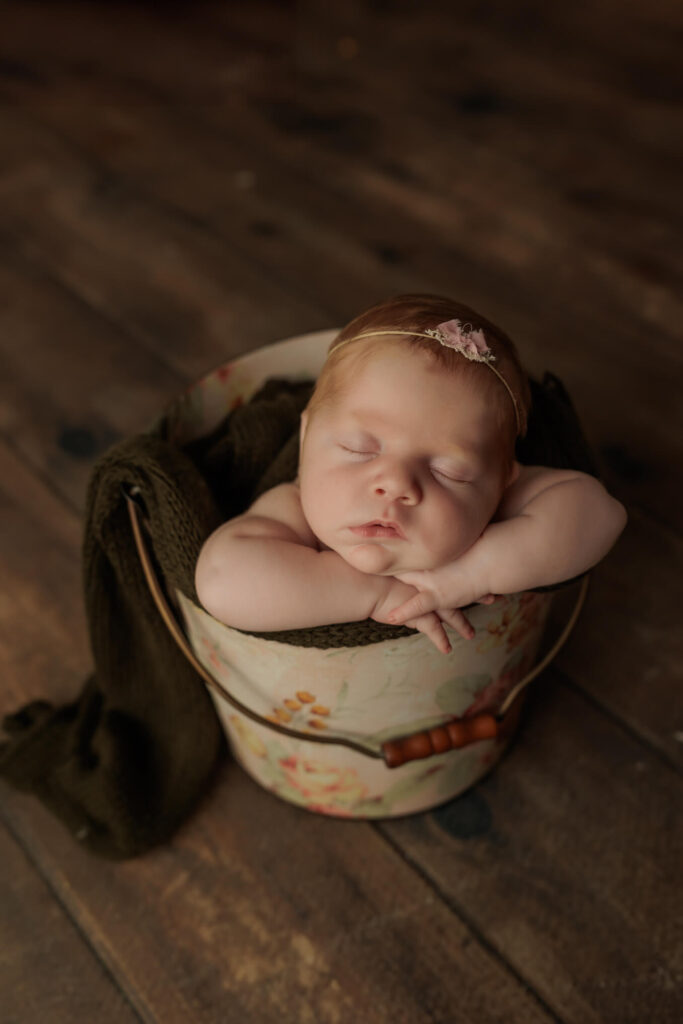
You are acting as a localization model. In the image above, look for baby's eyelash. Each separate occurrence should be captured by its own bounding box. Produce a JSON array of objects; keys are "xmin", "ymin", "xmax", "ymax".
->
[
  {"xmin": 432, "ymin": 467, "xmax": 468, "ymax": 483},
  {"xmin": 340, "ymin": 445, "xmax": 373, "ymax": 455},
  {"xmin": 340, "ymin": 446, "xmax": 468, "ymax": 479}
]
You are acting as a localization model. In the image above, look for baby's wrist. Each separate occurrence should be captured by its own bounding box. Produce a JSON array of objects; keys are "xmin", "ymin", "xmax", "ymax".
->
[
  {"xmin": 368, "ymin": 574, "xmax": 400, "ymax": 619},
  {"xmin": 433, "ymin": 553, "xmax": 488, "ymax": 608}
]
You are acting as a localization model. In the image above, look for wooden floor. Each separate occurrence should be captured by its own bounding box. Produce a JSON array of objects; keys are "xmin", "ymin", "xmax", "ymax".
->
[{"xmin": 1, "ymin": 1, "xmax": 682, "ymax": 1020}]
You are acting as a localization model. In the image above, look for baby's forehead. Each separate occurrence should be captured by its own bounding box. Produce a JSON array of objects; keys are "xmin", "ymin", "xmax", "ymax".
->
[
  {"xmin": 333, "ymin": 405, "xmax": 494, "ymax": 467},
  {"xmin": 322, "ymin": 343, "xmax": 505, "ymax": 443}
]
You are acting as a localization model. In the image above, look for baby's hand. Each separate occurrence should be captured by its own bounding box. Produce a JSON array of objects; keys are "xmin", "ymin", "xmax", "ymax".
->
[
  {"xmin": 371, "ymin": 577, "xmax": 475, "ymax": 652},
  {"xmin": 385, "ymin": 567, "xmax": 498, "ymax": 635}
]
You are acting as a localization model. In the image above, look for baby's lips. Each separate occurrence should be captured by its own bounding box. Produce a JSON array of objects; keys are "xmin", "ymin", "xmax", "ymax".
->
[{"xmin": 350, "ymin": 523, "xmax": 402, "ymax": 540}]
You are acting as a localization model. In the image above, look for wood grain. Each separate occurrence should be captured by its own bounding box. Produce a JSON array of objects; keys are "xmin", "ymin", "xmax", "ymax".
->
[
  {"xmin": 0, "ymin": 821, "xmax": 139, "ymax": 1023},
  {"xmin": 381, "ymin": 672, "xmax": 683, "ymax": 1023},
  {"xmin": 0, "ymin": 2, "xmax": 681, "ymax": 1021},
  {"xmin": 1, "ymin": 3, "xmax": 682, "ymax": 528}
]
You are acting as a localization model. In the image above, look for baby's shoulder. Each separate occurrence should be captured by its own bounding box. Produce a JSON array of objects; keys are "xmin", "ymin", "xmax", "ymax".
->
[
  {"xmin": 245, "ymin": 481, "xmax": 319, "ymax": 549},
  {"xmin": 495, "ymin": 462, "xmax": 587, "ymax": 521}
]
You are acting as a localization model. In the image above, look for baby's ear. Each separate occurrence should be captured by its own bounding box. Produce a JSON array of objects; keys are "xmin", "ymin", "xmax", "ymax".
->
[
  {"xmin": 506, "ymin": 459, "xmax": 522, "ymax": 488},
  {"xmin": 298, "ymin": 410, "xmax": 309, "ymax": 460}
]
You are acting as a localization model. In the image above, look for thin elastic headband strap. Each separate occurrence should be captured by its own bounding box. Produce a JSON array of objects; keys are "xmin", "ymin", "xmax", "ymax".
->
[{"xmin": 327, "ymin": 328, "xmax": 522, "ymax": 436}]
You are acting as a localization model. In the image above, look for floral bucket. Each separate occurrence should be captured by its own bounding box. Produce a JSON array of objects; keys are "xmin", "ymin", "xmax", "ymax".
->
[{"xmin": 144, "ymin": 330, "xmax": 566, "ymax": 819}]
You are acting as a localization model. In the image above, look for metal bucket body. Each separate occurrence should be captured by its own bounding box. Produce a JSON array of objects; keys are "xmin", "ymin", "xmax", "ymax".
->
[
  {"xmin": 173, "ymin": 330, "xmax": 552, "ymax": 818},
  {"xmin": 177, "ymin": 589, "xmax": 550, "ymax": 817}
]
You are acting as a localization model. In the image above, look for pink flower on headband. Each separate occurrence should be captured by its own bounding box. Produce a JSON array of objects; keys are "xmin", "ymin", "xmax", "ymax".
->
[{"xmin": 425, "ymin": 319, "xmax": 495, "ymax": 363}]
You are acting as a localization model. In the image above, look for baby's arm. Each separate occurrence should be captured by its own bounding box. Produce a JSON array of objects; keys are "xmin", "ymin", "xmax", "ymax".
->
[
  {"xmin": 386, "ymin": 465, "xmax": 627, "ymax": 624},
  {"xmin": 195, "ymin": 484, "xmax": 384, "ymax": 630},
  {"xmin": 195, "ymin": 483, "xmax": 450, "ymax": 649}
]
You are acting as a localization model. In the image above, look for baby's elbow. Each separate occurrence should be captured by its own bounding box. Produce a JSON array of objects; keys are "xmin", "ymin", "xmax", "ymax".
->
[
  {"xmin": 195, "ymin": 552, "xmax": 215, "ymax": 612},
  {"xmin": 195, "ymin": 544, "xmax": 229, "ymax": 622},
  {"xmin": 608, "ymin": 496, "xmax": 628, "ymax": 544},
  {"xmin": 593, "ymin": 492, "xmax": 628, "ymax": 563},
  {"xmin": 195, "ymin": 539, "xmax": 266, "ymax": 629},
  {"xmin": 578, "ymin": 482, "xmax": 627, "ymax": 568}
]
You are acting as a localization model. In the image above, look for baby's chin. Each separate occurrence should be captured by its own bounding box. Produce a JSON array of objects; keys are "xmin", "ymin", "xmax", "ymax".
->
[{"xmin": 340, "ymin": 542, "xmax": 417, "ymax": 576}]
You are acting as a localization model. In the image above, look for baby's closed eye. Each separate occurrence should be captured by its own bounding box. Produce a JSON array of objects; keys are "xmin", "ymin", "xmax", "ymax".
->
[
  {"xmin": 431, "ymin": 464, "xmax": 472, "ymax": 483},
  {"xmin": 338, "ymin": 440, "xmax": 377, "ymax": 458}
]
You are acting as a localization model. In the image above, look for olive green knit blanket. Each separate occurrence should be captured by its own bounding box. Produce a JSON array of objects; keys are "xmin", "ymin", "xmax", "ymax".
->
[{"xmin": 0, "ymin": 373, "xmax": 597, "ymax": 859}]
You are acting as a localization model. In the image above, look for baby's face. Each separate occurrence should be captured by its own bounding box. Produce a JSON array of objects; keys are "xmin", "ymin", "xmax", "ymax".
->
[{"xmin": 298, "ymin": 347, "xmax": 517, "ymax": 575}]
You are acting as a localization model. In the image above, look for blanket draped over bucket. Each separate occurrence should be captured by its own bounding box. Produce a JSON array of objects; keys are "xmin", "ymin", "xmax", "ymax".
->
[{"xmin": 0, "ymin": 373, "xmax": 598, "ymax": 859}]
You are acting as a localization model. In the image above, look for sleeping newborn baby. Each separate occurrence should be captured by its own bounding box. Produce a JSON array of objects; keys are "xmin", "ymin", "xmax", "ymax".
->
[{"xmin": 195, "ymin": 294, "xmax": 626, "ymax": 653}]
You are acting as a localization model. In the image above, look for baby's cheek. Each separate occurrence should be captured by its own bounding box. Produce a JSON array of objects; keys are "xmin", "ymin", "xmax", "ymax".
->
[{"xmin": 301, "ymin": 497, "xmax": 336, "ymax": 543}]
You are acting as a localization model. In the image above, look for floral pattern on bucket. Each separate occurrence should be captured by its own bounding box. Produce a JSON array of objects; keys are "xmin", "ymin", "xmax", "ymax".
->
[
  {"xmin": 179, "ymin": 573, "xmax": 551, "ymax": 818},
  {"xmin": 476, "ymin": 592, "xmax": 544, "ymax": 654},
  {"xmin": 266, "ymin": 690, "xmax": 332, "ymax": 732},
  {"xmin": 226, "ymin": 711, "xmax": 499, "ymax": 818}
]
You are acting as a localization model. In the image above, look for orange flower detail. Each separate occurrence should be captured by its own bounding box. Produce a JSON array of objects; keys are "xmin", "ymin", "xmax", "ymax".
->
[
  {"xmin": 308, "ymin": 719, "xmax": 328, "ymax": 730},
  {"xmin": 284, "ymin": 699, "xmax": 302, "ymax": 711},
  {"xmin": 311, "ymin": 704, "xmax": 330, "ymax": 716},
  {"xmin": 273, "ymin": 708, "xmax": 292, "ymax": 723},
  {"xmin": 296, "ymin": 690, "xmax": 316, "ymax": 703}
]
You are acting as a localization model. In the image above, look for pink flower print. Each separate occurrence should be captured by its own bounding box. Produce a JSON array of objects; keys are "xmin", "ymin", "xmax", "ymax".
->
[
  {"xmin": 278, "ymin": 756, "xmax": 368, "ymax": 811},
  {"xmin": 199, "ymin": 635, "xmax": 223, "ymax": 671},
  {"xmin": 306, "ymin": 804, "xmax": 357, "ymax": 818},
  {"xmin": 433, "ymin": 319, "xmax": 495, "ymax": 362}
]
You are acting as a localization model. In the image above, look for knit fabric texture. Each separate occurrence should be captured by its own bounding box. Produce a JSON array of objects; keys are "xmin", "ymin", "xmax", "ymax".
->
[{"xmin": 0, "ymin": 371, "xmax": 597, "ymax": 859}]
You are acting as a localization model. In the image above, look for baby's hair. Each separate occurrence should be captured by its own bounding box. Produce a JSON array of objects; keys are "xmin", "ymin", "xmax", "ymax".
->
[{"xmin": 305, "ymin": 293, "xmax": 531, "ymax": 477}]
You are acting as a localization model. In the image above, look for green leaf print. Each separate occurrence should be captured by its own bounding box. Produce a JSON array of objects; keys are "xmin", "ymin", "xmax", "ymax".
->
[{"xmin": 435, "ymin": 673, "xmax": 491, "ymax": 713}]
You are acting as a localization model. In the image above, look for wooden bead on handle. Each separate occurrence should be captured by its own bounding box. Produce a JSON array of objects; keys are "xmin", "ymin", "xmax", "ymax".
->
[{"xmin": 381, "ymin": 713, "xmax": 499, "ymax": 768}]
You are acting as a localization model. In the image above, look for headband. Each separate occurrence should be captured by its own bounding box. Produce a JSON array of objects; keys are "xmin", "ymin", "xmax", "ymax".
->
[{"xmin": 327, "ymin": 318, "xmax": 522, "ymax": 435}]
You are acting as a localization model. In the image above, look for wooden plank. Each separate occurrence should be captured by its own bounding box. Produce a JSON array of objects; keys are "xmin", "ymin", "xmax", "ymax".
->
[
  {"xmin": 554, "ymin": 509, "xmax": 683, "ymax": 771},
  {"xmin": 0, "ymin": 440, "xmax": 90, "ymax": 711},
  {"xmin": 380, "ymin": 672, "xmax": 683, "ymax": 1024},
  {"xmin": 0, "ymin": 68, "xmax": 679, "ymax": 761},
  {"xmin": 0, "ymin": 3, "xmax": 679, "ymax": 1020},
  {"xmin": 0, "ymin": 247, "xmax": 190, "ymax": 509},
  {"xmin": 0, "ymin": 27, "xmax": 678, "ymax": 751},
  {"xmin": 0, "ymin": 8, "xmax": 681, "ymax": 527},
  {"xmin": 0, "ymin": 233, "xmax": 679, "ymax": 769},
  {"xmin": 2, "ymin": 774, "xmax": 559, "ymax": 1024},
  {"xmin": 0, "ymin": 446, "xmax": 555, "ymax": 1023},
  {"xmin": 1, "ymin": 446, "xmax": 679, "ymax": 1021},
  {"xmin": 0, "ymin": 819, "xmax": 139, "ymax": 1023},
  {"xmin": 0, "ymin": 104, "xmax": 329, "ymax": 380}
]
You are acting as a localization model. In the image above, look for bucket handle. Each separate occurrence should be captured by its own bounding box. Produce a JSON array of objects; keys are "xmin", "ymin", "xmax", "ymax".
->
[{"xmin": 124, "ymin": 486, "xmax": 588, "ymax": 768}]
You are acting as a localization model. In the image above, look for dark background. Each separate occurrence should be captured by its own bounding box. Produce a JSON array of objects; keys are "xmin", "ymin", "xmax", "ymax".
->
[{"xmin": 1, "ymin": 2, "xmax": 681, "ymax": 1021}]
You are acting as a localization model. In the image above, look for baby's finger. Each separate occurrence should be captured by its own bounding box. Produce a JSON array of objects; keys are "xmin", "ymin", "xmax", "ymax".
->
[
  {"xmin": 477, "ymin": 593, "xmax": 497, "ymax": 605},
  {"xmin": 408, "ymin": 613, "xmax": 451, "ymax": 654},
  {"xmin": 387, "ymin": 592, "xmax": 437, "ymax": 624},
  {"xmin": 438, "ymin": 608, "xmax": 475, "ymax": 640}
]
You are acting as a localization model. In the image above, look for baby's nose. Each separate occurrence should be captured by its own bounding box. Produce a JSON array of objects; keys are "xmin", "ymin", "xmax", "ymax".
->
[{"xmin": 373, "ymin": 465, "xmax": 421, "ymax": 504}]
